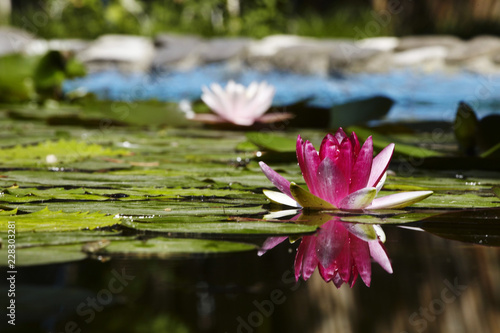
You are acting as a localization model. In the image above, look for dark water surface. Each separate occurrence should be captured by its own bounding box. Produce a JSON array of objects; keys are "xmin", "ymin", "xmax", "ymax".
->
[{"xmin": 4, "ymin": 226, "xmax": 499, "ymax": 333}]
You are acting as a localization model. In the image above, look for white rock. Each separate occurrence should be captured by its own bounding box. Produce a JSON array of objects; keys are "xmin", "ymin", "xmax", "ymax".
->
[
  {"xmin": 0, "ymin": 27, "xmax": 34, "ymax": 55},
  {"xmin": 77, "ymin": 34, "xmax": 155, "ymax": 72},
  {"xmin": 355, "ymin": 37, "xmax": 399, "ymax": 52},
  {"xmin": 246, "ymin": 35, "xmax": 313, "ymax": 58},
  {"xmin": 393, "ymin": 46, "xmax": 448, "ymax": 66}
]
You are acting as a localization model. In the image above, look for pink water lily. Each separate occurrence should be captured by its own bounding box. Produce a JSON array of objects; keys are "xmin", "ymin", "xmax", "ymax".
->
[
  {"xmin": 259, "ymin": 218, "xmax": 392, "ymax": 288},
  {"xmin": 197, "ymin": 80, "xmax": 291, "ymax": 126},
  {"xmin": 259, "ymin": 128, "xmax": 433, "ymax": 210}
]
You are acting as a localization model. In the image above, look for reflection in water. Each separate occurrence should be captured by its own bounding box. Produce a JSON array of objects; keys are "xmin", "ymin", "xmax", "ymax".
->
[{"xmin": 260, "ymin": 215, "xmax": 392, "ymax": 288}]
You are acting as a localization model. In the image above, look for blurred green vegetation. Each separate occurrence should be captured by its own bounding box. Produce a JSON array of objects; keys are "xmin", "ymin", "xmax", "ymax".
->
[
  {"xmin": 0, "ymin": 50, "xmax": 85, "ymax": 103},
  {"xmin": 9, "ymin": 0, "xmax": 390, "ymax": 39}
]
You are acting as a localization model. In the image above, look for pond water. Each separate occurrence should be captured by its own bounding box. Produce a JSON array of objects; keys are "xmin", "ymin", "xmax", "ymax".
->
[
  {"xmin": 8, "ymin": 225, "xmax": 500, "ymax": 333},
  {"xmin": 1, "ymin": 67, "xmax": 500, "ymax": 333},
  {"xmin": 63, "ymin": 65, "xmax": 500, "ymax": 122}
]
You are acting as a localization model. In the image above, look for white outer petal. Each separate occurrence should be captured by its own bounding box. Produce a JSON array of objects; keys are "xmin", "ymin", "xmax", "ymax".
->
[
  {"xmin": 263, "ymin": 190, "xmax": 302, "ymax": 208},
  {"xmin": 366, "ymin": 191, "xmax": 434, "ymax": 209},
  {"xmin": 376, "ymin": 172, "xmax": 387, "ymax": 194},
  {"xmin": 338, "ymin": 187, "xmax": 377, "ymax": 210}
]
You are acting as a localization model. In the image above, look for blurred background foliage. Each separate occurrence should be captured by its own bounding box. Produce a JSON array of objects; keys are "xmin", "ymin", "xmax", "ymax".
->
[{"xmin": 4, "ymin": 0, "xmax": 500, "ymax": 40}]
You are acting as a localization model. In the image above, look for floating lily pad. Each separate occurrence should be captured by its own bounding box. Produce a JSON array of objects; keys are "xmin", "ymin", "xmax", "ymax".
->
[
  {"xmin": 245, "ymin": 132, "xmax": 296, "ymax": 153},
  {"xmin": 417, "ymin": 208, "xmax": 500, "ymax": 246},
  {"xmin": 0, "ymin": 207, "xmax": 120, "ymax": 232},
  {"xmin": 348, "ymin": 126, "xmax": 443, "ymax": 158},
  {"xmin": 122, "ymin": 218, "xmax": 317, "ymax": 236},
  {"xmin": 0, "ymin": 139, "xmax": 130, "ymax": 166},
  {"xmin": 0, "ymin": 243, "xmax": 88, "ymax": 266},
  {"xmin": 101, "ymin": 237, "xmax": 257, "ymax": 257}
]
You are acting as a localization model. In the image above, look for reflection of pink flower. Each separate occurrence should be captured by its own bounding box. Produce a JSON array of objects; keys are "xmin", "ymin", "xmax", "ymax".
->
[
  {"xmin": 260, "ymin": 219, "xmax": 392, "ymax": 288},
  {"xmin": 259, "ymin": 128, "xmax": 433, "ymax": 210},
  {"xmin": 295, "ymin": 220, "xmax": 392, "ymax": 288},
  {"xmin": 198, "ymin": 81, "xmax": 290, "ymax": 126}
]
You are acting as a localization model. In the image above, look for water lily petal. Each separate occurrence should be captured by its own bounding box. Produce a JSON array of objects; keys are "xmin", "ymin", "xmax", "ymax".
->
[
  {"xmin": 262, "ymin": 190, "xmax": 301, "ymax": 208},
  {"xmin": 263, "ymin": 209, "xmax": 301, "ymax": 220},
  {"xmin": 300, "ymin": 236, "xmax": 318, "ymax": 280},
  {"xmin": 373, "ymin": 224, "xmax": 386, "ymax": 243},
  {"xmin": 344, "ymin": 222, "xmax": 379, "ymax": 241},
  {"xmin": 290, "ymin": 183, "xmax": 336, "ymax": 210},
  {"xmin": 334, "ymin": 127, "xmax": 348, "ymax": 143},
  {"xmin": 201, "ymin": 86, "xmax": 224, "ymax": 116},
  {"xmin": 368, "ymin": 143, "xmax": 395, "ymax": 187},
  {"xmin": 316, "ymin": 157, "xmax": 348, "ymax": 206},
  {"xmin": 242, "ymin": 82, "xmax": 275, "ymax": 119},
  {"xmin": 319, "ymin": 134, "xmax": 339, "ymax": 161},
  {"xmin": 303, "ymin": 140, "xmax": 321, "ymax": 195},
  {"xmin": 336, "ymin": 138, "xmax": 353, "ymax": 182},
  {"xmin": 316, "ymin": 221, "xmax": 348, "ymax": 269},
  {"xmin": 335, "ymin": 240, "xmax": 352, "ymax": 283},
  {"xmin": 366, "ymin": 191, "xmax": 434, "ymax": 209},
  {"xmin": 294, "ymin": 240, "xmax": 305, "ymax": 281},
  {"xmin": 258, "ymin": 236, "xmax": 288, "ymax": 256},
  {"xmin": 332, "ymin": 273, "xmax": 344, "ymax": 288},
  {"xmin": 259, "ymin": 161, "xmax": 293, "ymax": 198},
  {"xmin": 375, "ymin": 172, "xmax": 387, "ymax": 194},
  {"xmin": 350, "ymin": 136, "xmax": 373, "ymax": 192},
  {"xmin": 369, "ymin": 241, "xmax": 393, "ymax": 274},
  {"xmin": 338, "ymin": 187, "xmax": 377, "ymax": 210},
  {"xmin": 297, "ymin": 136, "xmax": 321, "ymax": 196},
  {"xmin": 349, "ymin": 131, "xmax": 361, "ymax": 157},
  {"xmin": 351, "ymin": 235, "xmax": 372, "ymax": 287}
]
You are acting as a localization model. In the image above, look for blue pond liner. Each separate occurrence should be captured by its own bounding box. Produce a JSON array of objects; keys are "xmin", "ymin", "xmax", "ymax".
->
[{"xmin": 63, "ymin": 63, "xmax": 500, "ymax": 122}]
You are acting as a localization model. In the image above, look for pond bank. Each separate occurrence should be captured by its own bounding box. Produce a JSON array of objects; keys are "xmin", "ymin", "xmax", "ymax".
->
[{"xmin": 3, "ymin": 27, "xmax": 500, "ymax": 76}]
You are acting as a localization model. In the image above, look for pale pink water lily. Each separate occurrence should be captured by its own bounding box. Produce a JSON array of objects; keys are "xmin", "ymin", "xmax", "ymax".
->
[
  {"xmin": 196, "ymin": 80, "xmax": 292, "ymax": 126},
  {"xmin": 259, "ymin": 218, "xmax": 392, "ymax": 288},
  {"xmin": 259, "ymin": 128, "xmax": 433, "ymax": 210}
]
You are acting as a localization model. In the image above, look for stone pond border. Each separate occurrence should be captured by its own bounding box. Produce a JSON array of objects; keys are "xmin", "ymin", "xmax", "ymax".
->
[{"xmin": 2, "ymin": 26, "xmax": 500, "ymax": 75}]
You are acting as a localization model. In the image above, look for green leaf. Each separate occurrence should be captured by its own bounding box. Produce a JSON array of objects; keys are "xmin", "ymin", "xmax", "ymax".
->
[
  {"xmin": 453, "ymin": 101, "xmax": 478, "ymax": 155},
  {"xmin": 123, "ymin": 218, "xmax": 317, "ymax": 236},
  {"xmin": 347, "ymin": 126, "xmax": 443, "ymax": 158},
  {"xmin": 0, "ymin": 243, "xmax": 88, "ymax": 266},
  {"xmin": 102, "ymin": 237, "xmax": 257, "ymax": 257},
  {"xmin": 329, "ymin": 96, "xmax": 394, "ymax": 128},
  {"xmin": 493, "ymin": 186, "xmax": 500, "ymax": 199},
  {"xmin": 419, "ymin": 208, "xmax": 500, "ymax": 246},
  {"xmin": 0, "ymin": 54, "xmax": 39, "ymax": 103},
  {"xmin": 0, "ymin": 207, "xmax": 120, "ymax": 232},
  {"xmin": 0, "ymin": 139, "xmax": 130, "ymax": 166},
  {"xmin": 245, "ymin": 132, "xmax": 296, "ymax": 153}
]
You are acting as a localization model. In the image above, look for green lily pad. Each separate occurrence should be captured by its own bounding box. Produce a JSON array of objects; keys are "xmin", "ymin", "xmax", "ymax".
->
[
  {"xmin": 0, "ymin": 139, "xmax": 130, "ymax": 166},
  {"xmin": 418, "ymin": 208, "xmax": 500, "ymax": 246},
  {"xmin": 245, "ymin": 132, "xmax": 296, "ymax": 153},
  {"xmin": 494, "ymin": 186, "xmax": 500, "ymax": 199},
  {"xmin": 0, "ymin": 207, "xmax": 120, "ymax": 232},
  {"xmin": 122, "ymin": 218, "xmax": 317, "ymax": 236},
  {"xmin": 101, "ymin": 237, "xmax": 257, "ymax": 257},
  {"xmin": 0, "ymin": 243, "xmax": 88, "ymax": 266},
  {"xmin": 348, "ymin": 126, "xmax": 443, "ymax": 158},
  {"xmin": 0, "ymin": 230, "xmax": 122, "ymax": 248}
]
